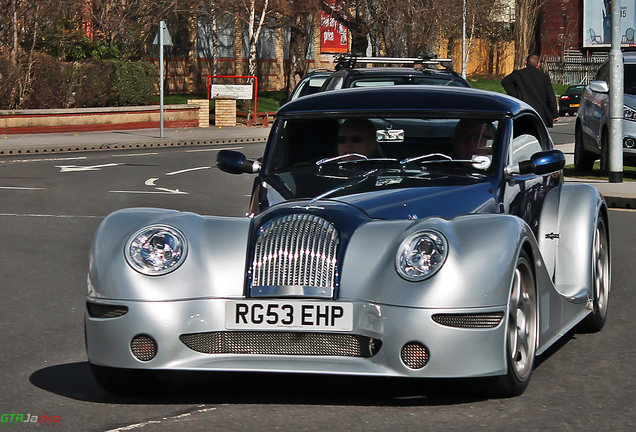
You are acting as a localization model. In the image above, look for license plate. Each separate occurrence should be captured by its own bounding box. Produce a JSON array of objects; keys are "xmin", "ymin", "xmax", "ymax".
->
[
  {"xmin": 570, "ymin": 103, "xmax": 580, "ymax": 108},
  {"xmin": 225, "ymin": 301, "xmax": 353, "ymax": 331}
]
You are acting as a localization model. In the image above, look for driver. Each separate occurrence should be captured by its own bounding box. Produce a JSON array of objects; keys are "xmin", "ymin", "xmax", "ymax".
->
[
  {"xmin": 452, "ymin": 119, "xmax": 495, "ymax": 160},
  {"xmin": 337, "ymin": 119, "xmax": 381, "ymax": 157}
]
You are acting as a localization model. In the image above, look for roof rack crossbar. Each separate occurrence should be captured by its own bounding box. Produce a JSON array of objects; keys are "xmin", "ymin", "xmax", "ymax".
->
[{"xmin": 334, "ymin": 54, "xmax": 454, "ymax": 70}]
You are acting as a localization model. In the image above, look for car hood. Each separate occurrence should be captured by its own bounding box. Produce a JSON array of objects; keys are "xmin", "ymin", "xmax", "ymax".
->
[
  {"xmin": 264, "ymin": 169, "xmax": 498, "ymax": 220},
  {"xmin": 625, "ymin": 92, "xmax": 636, "ymax": 108}
]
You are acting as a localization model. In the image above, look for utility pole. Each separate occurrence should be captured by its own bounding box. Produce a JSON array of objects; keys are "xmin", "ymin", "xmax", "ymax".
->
[{"xmin": 608, "ymin": 0, "xmax": 624, "ymax": 183}]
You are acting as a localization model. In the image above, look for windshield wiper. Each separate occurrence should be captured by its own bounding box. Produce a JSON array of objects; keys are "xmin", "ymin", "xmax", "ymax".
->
[
  {"xmin": 400, "ymin": 153, "xmax": 491, "ymax": 170},
  {"xmin": 316, "ymin": 154, "xmax": 399, "ymax": 166}
]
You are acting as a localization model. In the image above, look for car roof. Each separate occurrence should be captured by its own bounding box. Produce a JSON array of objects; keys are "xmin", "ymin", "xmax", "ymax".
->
[
  {"xmin": 623, "ymin": 51, "xmax": 636, "ymax": 63},
  {"xmin": 277, "ymin": 86, "xmax": 529, "ymax": 117}
]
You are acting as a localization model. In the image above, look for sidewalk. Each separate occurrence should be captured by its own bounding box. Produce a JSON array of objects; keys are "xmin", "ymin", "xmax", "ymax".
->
[
  {"xmin": 1, "ymin": 126, "xmax": 635, "ymax": 209},
  {"xmin": 0, "ymin": 125, "xmax": 271, "ymax": 155}
]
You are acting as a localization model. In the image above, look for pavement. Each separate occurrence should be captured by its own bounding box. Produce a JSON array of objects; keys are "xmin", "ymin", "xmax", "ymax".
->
[{"xmin": 1, "ymin": 126, "xmax": 635, "ymax": 209}]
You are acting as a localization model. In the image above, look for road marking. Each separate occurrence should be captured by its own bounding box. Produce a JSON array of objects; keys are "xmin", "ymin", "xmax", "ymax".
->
[
  {"xmin": 187, "ymin": 146, "xmax": 244, "ymax": 152},
  {"xmin": 103, "ymin": 407, "xmax": 219, "ymax": 432},
  {"xmin": 166, "ymin": 166, "xmax": 211, "ymax": 176},
  {"xmin": 110, "ymin": 189, "xmax": 188, "ymax": 195},
  {"xmin": 0, "ymin": 213, "xmax": 103, "ymax": 219},
  {"xmin": 0, "ymin": 186, "xmax": 45, "ymax": 190},
  {"xmin": 0, "ymin": 156, "xmax": 87, "ymax": 164},
  {"xmin": 56, "ymin": 163, "xmax": 122, "ymax": 172},
  {"xmin": 111, "ymin": 152, "xmax": 159, "ymax": 157},
  {"xmin": 145, "ymin": 178, "xmax": 159, "ymax": 186}
]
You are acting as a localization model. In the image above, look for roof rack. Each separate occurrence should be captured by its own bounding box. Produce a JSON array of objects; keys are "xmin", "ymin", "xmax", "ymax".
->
[{"xmin": 334, "ymin": 54, "xmax": 454, "ymax": 70}]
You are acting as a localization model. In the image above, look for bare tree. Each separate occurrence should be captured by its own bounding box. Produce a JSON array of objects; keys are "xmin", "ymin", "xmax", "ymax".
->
[
  {"xmin": 272, "ymin": 0, "xmax": 321, "ymax": 96},
  {"xmin": 513, "ymin": 0, "xmax": 544, "ymax": 68}
]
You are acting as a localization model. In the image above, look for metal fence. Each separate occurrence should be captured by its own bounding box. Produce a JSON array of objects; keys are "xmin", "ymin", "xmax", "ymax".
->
[{"xmin": 544, "ymin": 53, "xmax": 607, "ymax": 86}]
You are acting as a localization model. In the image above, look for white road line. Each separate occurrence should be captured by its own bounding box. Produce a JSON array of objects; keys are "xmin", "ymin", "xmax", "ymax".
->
[
  {"xmin": 0, "ymin": 213, "xmax": 103, "ymax": 218},
  {"xmin": 56, "ymin": 163, "xmax": 122, "ymax": 172},
  {"xmin": 144, "ymin": 178, "xmax": 159, "ymax": 186},
  {"xmin": 186, "ymin": 146, "xmax": 244, "ymax": 152},
  {"xmin": 111, "ymin": 152, "xmax": 159, "ymax": 157},
  {"xmin": 0, "ymin": 186, "xmax": 45, "ymax": 190},
  {"xmin": 0, "ymin": 156, "xmax": 87, "ymax": 164},
  {"xmin": 103, "ymin": 407, "xmax": 219, "ymax": 432},
  {"xmin": 166, "ymin": 166, "xmax": 211, "ymax": 176},
  {"xmin": 110, "ymin": 189, "xmax": 188, "ymax": 195}
]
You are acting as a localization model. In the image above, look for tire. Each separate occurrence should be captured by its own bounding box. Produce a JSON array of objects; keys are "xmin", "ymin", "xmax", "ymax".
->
[
  {"xmin": 600, "ymin": 130, "xmax": 609, "ymax": 175},
  {"xmin": 574, "ymin": 125, "xmax": 595, "ymax": 171},
  {"xmin": 580, "ymin": 213, "xmax": 610, "ymax": 332},
  {"xmin": 493, "ymin": 249, "xmax": 537, "ymax": 397},
  {"xmin": 90, "ymin": 363, "xmax": 175, "ymax": 395}
]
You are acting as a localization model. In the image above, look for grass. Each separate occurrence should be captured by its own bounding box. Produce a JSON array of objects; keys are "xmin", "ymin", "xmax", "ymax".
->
[
  {"xmin": 149, "ymin": 80, "xmax": 571, "ymax": 113},
  {"xmin": 564, "ymin": 163, "xmax": 636, "ymax": 181},
  {"xmin": 469, "ymin": 79, "xmax": 569, "ymax": 96},
  {"xmin": 149, "ymin": 90, "xmax": 285, "ymax": 113}
]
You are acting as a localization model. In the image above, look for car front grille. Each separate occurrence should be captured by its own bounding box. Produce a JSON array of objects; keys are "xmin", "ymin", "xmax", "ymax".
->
[
  {"xmin": 432, "ymin": 312, "xmax": 504, "ymax": 329},
  {"xmin": 179, "ymin": 331, "xmax": 380, "ymax": 357},
  {"xmin": 251, "ymin": 214, "xmax": 339, "ymax": 298}
]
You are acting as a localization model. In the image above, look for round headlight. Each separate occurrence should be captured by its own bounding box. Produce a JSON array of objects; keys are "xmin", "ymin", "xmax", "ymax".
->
[
  {"xmin": 396, "ymin": 231, "xmax": 448, "ymax": 281},
  {"xmin": 125, "ymin": 225, "xmax": 187, "ymax": 275}
]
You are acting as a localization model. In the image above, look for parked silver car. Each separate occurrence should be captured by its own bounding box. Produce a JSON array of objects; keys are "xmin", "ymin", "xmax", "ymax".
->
[{"xmin": 575, "ymin": 52, "xmax": 636, "ymax": 171}]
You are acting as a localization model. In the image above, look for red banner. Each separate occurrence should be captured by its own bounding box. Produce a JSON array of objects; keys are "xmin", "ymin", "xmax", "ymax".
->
[{"xmin": 320, "ymin": 11, "xmax": 348, "ymax": 53}]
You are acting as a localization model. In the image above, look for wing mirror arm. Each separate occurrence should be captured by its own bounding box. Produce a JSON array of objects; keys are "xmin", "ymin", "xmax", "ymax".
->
[{"xmin": 216, "ymin": 150, "xmax": 261, "ymax": 174}]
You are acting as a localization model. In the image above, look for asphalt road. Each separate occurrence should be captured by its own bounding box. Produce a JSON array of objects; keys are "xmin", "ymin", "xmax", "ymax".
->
[{"xmin": 0, "ymin": 125, "xmax": 634, "ymax": 431}]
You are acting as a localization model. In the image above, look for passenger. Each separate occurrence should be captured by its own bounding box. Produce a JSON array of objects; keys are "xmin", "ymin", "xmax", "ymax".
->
[
  {"xmin": 337, "ymin": 118, "xmax": 380, "ymax": 157},
  {"xmin": 452, "ymin": 119, "xmax": 496, "ymax": 160}
]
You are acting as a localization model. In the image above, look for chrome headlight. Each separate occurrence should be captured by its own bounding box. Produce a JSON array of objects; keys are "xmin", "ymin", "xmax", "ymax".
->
[
  {"xmin": 396, "ymin": 231, "xmax": 448, "ymax": 281},
  {"xmin": 125, "ymin": 225, "xmax": 187, "ymax": 275},
  {"xmin": 624, "ymin": 105, "xmax": 636, "ymax": 122}
]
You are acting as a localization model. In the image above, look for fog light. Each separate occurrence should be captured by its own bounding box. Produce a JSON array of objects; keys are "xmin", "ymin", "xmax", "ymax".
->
[
  {"xmin": 131, "ymin": 335, "xmax": 157, "ymax": 361},
  {"xmin": 625, "ymin": 138, "xmax": 635, "ymax": 149},
  {"xmin": 401, "ymin": 342, "xmax": 429, "ymax": 369}
]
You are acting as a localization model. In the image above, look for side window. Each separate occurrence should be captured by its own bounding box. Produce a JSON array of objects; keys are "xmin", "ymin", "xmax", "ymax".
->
[
  {"xmin": 596, "ymin": 62, "xmax": 610, "ymax": 82},
  {"xmin": 324, "ymin": 74, "xmax": 344, "ymax": 91},
  {"xmin": 510, "ymin": 115, "xmax": 545, "ymax": 165}
]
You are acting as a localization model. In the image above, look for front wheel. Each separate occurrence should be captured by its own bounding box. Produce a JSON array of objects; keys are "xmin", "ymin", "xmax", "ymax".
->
[
  {"xmin": 580, "ymin": 213, "xmax": 610, "ymax": 332},
  {"xmin": 600, "ymin": 130, "xmax": 609, "ymax": 175},
  {"xmin": 574, "ymin": 125, "xmax": 595, "ymax": 171},
  {"xmin": 493, "ymin": 249, "xmax": 537, "ymax": 397}
]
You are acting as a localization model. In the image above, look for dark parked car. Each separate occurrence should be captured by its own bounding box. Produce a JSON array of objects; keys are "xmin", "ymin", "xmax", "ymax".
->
[
  {"xmin": 320, "ymin": 54, "xmax": 471, "ymax": 91},
  {"xmin": 280, "ymin": 69, "xmax": 332, "ymax": 105},
  {"xmin": 85, "ymin": 86, "xmax": 610, "ymax": 398},
  {"xmin": 575, "ymin": 52, "xmax": 636, "ymax": 171},
  {"xmin": 558, "ymin": 85, "xmax": 585, "ymax": 116}
]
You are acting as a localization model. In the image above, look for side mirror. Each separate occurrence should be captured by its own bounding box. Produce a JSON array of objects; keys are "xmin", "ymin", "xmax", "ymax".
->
[
  {"xmin": 507, "ymin": 150, "xmax": 565, "ymax": 176},
  {"xmin": 216, "ymin": 150, "xmax": 261, "ymax": 175},
  {"xmin": 589, "ymin": 80, "xmax": 609, "ymax": 94}
]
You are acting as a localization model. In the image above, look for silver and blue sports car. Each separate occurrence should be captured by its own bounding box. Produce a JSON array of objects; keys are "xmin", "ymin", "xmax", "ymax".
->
[{"xmin": 85, "ymin": 86, "xmax": 610, "ymax": 397}]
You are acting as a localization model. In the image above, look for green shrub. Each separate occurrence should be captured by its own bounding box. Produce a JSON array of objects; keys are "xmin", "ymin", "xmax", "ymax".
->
[{"xmin": 112, "ymin": 61, "xmax": 157, "ymax": 106}]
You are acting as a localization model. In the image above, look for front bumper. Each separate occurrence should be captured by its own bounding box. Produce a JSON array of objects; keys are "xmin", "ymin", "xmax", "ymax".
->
[{"xmin": 85, "ymin": 297, "xmax": 508, "ymax": 379}]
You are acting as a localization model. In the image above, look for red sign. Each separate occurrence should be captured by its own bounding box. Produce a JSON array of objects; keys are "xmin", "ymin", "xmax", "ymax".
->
[{"xmin": 320, "ymin": 11, "xmax": 348, "ymax": 53}]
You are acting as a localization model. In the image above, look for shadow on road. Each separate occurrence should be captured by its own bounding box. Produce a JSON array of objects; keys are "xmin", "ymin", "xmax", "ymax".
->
[{"xmin": 30, "ymin": 362, "xmax": 492, "ymax": 406}]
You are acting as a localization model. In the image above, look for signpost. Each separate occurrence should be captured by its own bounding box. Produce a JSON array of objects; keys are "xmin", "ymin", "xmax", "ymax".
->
[
  {"xmin": 153, "ymin": 21, "xmax": 172, "ymax": 138},
  {"xmin": 609, "ymin": 0, "xmax": 624, "ymax": 182}
]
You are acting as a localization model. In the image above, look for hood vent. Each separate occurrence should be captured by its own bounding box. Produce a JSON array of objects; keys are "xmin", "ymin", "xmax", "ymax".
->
[{"xmin": 250, "ymin": 214, "xmax": 339, "ymax": 298}]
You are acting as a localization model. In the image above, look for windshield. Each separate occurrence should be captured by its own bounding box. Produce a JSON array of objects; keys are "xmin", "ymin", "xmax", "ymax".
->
[
  {"xmin": 267, "ymin": 116, "xmax": 500, "ymax": 174},
  {"xmin": 350, "ymin": 76, "xmax": 468, "ymax": 88}
]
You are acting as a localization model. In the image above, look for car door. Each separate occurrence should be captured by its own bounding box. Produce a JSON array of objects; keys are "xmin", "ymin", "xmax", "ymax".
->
[
  {"xmin": 501, "ymin": 114, "xmax": 558, "ymax": 237},
  {"xmin": 586, "ymin": 62, "xmax": 610, "ymax": 150}
]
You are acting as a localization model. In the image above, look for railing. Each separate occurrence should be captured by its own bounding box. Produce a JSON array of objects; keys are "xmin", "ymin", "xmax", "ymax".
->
[{"xmin": 543, "ymin": 53, "xmax": 607, "ymax": 86}]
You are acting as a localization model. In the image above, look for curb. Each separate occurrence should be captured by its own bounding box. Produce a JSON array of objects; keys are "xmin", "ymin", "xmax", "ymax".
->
[{"xmin": 0, "ymin": 136, "xmax": 267, "ymax": 156}]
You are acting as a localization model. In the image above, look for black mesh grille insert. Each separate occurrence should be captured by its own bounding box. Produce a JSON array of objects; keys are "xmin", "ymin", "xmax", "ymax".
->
[
  {"xmin": 179, "ymin": 331, "xmax": 380, "ymax": 358},
  {"xmin": 86, "ymin": 301, "xmax": 128, "ymax": 319},
  {"xmin": 432, "ymin": 312, "xmax": 504, "ymax": 329}
]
